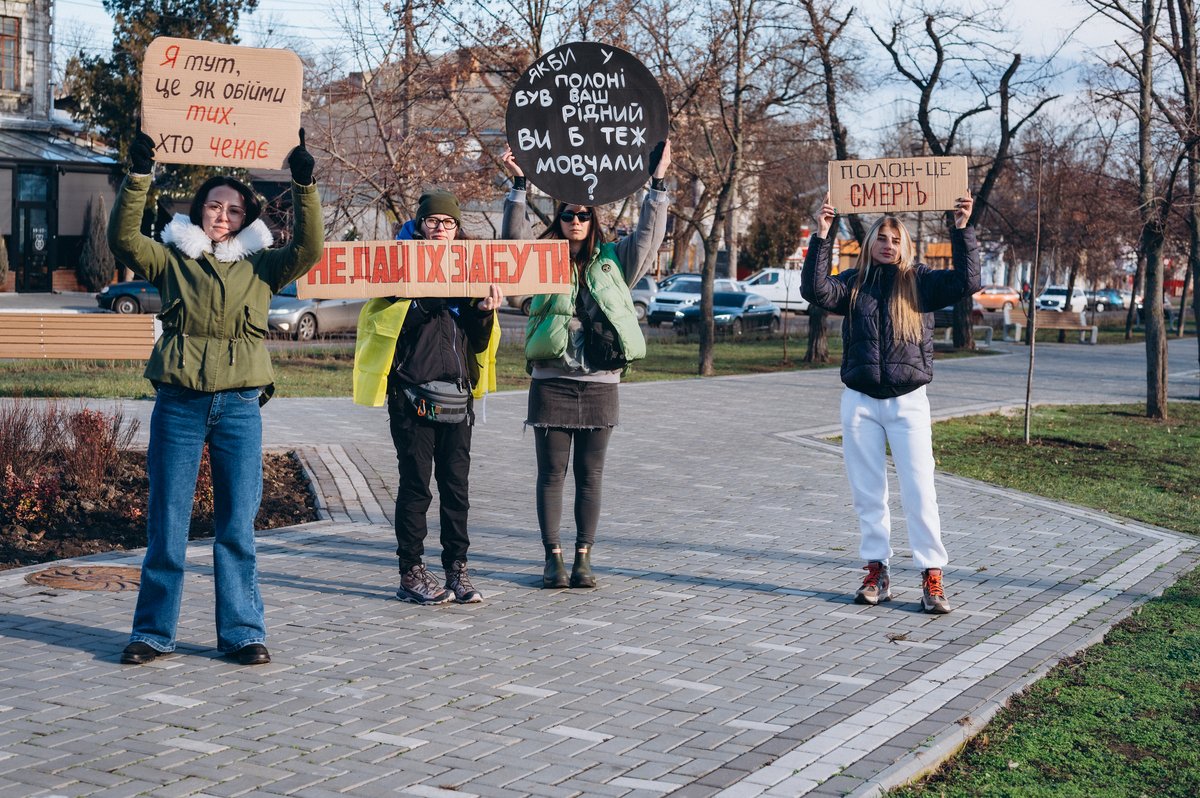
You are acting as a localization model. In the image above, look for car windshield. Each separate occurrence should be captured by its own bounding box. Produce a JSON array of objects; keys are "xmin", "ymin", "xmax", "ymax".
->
[
  {"xmin": 1043, "ymin": 288, "xmax": 1067, "ymax": 296},
  {"xmin": 713, "ymin": 292, "xmax": 750, "ymax": 307},
  {"xmin": 278, "ymin": 282, "xmax": 298, "ymax": 297}
]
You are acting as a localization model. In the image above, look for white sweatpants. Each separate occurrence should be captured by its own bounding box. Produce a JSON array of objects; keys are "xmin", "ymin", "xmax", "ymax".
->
[{"xmin": 840, "ymin": 386, "xmax": 948, "ymax": 570}]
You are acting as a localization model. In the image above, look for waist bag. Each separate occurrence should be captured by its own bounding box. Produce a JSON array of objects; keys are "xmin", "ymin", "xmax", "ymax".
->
[{"xmin": 402, "ymin": 380, "xmax": 469, "ymax": 423}]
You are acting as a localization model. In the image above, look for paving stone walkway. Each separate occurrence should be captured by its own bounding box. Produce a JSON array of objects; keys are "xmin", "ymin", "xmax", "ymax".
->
[{"xmin": 0, "ymin": 338, "xmax": 1197, "ymax": 798}]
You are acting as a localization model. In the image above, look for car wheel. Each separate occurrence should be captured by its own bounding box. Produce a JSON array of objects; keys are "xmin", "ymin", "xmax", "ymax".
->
[
  {"xmin": 1095, "ymin": 302, "xmax": 1105, "ymax": 312},
  {"xmin": 1002, "ymin": 301, "xmax": 1013, "ymax": 310},
  {"xmin": 113, "ymin": 296, "xmax": 139, "ymax": 314},
  {"xmin": 634, "ymin": 302, "xmax": 647, "ymax": 321},
  {"xmin": 769, "ymin": 316, "xmax": 780, "ymax": 334},
  {"xmin": 521, "ymin": 297, "xmax": 533, "ymax": 316},
  {"xmin": 731, "ymin": 319, "xmax": 744, "ymax": 336},
  {"xmin": 294, "ymin": 313, "xmax": 318, "ymax": 341}
]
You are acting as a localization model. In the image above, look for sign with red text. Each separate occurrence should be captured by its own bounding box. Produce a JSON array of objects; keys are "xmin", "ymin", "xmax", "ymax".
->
[
  {"xmin": 296, "ymin": 240, "xmax": 573, "ymax": 300},
  {"xmin": 828, "ymin": 156, "xmax": 968, "ymax": 214},
  {"xmin": 141, "ymin": 37, "xmax": 303, "ymax": 169}
]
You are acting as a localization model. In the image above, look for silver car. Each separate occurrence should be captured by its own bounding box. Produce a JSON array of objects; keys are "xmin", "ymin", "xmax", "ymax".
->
[{"xmin": 267, "ymin": 282, "xmax": 367, "ymax": 340}]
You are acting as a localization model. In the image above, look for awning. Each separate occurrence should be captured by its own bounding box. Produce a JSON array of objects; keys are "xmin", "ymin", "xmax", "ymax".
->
[{"xmin": 0, "ymin": 129, "xmax": 116, "ymax": 166}]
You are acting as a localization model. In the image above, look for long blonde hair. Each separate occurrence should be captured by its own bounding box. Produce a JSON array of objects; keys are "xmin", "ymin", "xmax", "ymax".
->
[{"xmin": 850, "ymin": 216, "xmax": 923, "ymax": 344}]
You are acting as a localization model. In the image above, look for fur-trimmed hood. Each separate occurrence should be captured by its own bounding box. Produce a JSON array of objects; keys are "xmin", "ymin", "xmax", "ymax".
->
[{"xmin": 161, "ymin": 213, "xmax": 274, "ymax": 261}]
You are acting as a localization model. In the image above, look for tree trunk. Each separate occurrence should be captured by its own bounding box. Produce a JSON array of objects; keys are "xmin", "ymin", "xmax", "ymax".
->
[
  {"xmin": 1125, "ymin": 249, "xmax": 1145, "ymax": 339},
  {"xmin": 1139, "ymin": 0, "xmax": 1168, "ymax": 419},
  {"xmin": 804, "ymin": 307, "xmax": 829, "ymax": 363}
]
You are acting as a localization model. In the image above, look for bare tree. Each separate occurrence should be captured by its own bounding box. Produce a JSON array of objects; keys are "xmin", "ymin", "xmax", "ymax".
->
[
  {"xmin": 799, "ymin": 0, "xmax": 865, "ymax": 363},
  {"xmin": 628, "ymin": 0, "xmax": 822, "ymax": 375}
]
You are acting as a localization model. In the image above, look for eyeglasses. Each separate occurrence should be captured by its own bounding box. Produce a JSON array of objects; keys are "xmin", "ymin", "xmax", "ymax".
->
[
  {"xmin": 559, "ymin": 210, "xmax": 592, "ymax": 223},
  {"xmin": 422, "ymin": 217, "xmax": 458, "ymax": 230},
  {"xmin": 203, "ymin": 201, "xmax": 246, "ymax": 220}
]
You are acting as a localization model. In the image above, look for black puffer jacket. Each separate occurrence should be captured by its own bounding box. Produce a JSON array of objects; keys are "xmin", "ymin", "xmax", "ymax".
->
[
  {"xmin": 387, "ymin": 298, "xmax": 494, "ymax": 393},
  {"xmin": 801, "ymin": 227, "xmax": 980, "ymax": 398}
]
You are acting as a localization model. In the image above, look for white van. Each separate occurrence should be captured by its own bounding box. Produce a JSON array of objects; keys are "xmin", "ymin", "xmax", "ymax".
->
[{"xmin": 742, "ymin": 268, "xmax": 809, "ymax": 313}]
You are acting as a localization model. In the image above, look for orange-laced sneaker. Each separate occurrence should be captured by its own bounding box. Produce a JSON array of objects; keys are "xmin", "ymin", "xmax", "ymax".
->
[
  {"xmin": 921, "ymin": 568, "xmax": 952, "ymax": 614},
  {"xmin": 854, "ymin": 561, "xmax": 891, "ymax": 606}
]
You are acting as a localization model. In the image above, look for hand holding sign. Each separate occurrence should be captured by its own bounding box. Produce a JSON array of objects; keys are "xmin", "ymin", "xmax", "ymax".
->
[
  {"xmin": 287, "ymin": 128, "xmax": 314, "ymax": 185},
  {"xmin": 130, "ymin": 130, "xmax": 156, "ymax": 175},
  {"xmin": 954, "ymin": 192, "xmax": 973, "ymax": 229},
  {"xmin": 816, "ymin": 194, "xmax": 836, "ymax": 239}
]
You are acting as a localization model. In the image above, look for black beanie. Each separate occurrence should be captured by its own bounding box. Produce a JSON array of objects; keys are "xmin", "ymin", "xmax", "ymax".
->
[{"xmin": 417, "ymin": 190, "xmax": 461, "ymax": 225}]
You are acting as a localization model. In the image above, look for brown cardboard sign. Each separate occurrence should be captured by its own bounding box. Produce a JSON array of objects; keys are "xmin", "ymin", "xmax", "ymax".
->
[
  {"xmin": 296, "ymin": 240, "xmax": 573, "ymax": 300},
  {"xmin": 141, "ymin": 37, "xmax": 303, "ymax": 169},
  {"xmin": 828, "ymin": 156, "xmax": 968, "ymax": 214}
]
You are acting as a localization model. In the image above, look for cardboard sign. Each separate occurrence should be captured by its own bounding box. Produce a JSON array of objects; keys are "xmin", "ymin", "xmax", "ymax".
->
[
  {"xmin": 828, "ymin": 156, "xmax": 968, "ymax": 214},
  {"xmin": 296, "ymin": 240, "xmax": 573, "ymax": 300},
  {"xmin": 141, "ymin": 37, "xmax": 303, "ymax": 169},
  {"xmin": 505, "ymin": 42, "xmax": 669, "ymax": 206}
]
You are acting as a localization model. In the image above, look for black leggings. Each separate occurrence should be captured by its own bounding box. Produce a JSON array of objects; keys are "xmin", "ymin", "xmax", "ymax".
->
[{"xmin": 533, "ymin": 426, "xmax": 613, "ymax": 549}]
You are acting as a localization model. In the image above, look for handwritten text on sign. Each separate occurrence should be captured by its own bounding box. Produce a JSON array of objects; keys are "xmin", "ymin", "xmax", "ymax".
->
[
  {"xmin": 296, "ymin": 241, "xmax": 573, "ymax": 300},
  {"xmin": 142, "ymin": 37, "xmax": 303, "ymax": 169},
  {"xmin": 828, "ymin": 157, "xmax": 968, "ymax": 214},
  {"xmin": 505, "ymin": 42, "xmax": 668, "ymax": 207}
]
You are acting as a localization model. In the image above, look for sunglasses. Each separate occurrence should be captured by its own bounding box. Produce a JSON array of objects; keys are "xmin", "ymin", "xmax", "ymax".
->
[{"xmin": 559, "ymin": 210, "xmax": 592, "ymax": 223}]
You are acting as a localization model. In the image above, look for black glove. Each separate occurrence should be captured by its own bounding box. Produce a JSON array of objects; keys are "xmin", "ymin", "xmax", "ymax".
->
[
  {"xmin": 287, "ymin": 128, "xmax": 315, "ymax": 185},
  {"xmin": 130, "ymin": 130, "xmax": 155, "ymax": 175}
]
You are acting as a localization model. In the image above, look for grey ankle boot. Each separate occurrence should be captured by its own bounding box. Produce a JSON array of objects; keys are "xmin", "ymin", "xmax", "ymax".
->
[
  {"xmin": 570, "ymin": 547, "xmax": 596, "ymax": 588},
  {"xmin": 543, "ymin": 546, "xmax": 569, "ymax": 589}
]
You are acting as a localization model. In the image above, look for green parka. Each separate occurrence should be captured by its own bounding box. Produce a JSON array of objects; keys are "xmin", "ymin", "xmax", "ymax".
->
[{"xmin": 107, "ymin": 174, "xmax": 324, "ymax": 403}]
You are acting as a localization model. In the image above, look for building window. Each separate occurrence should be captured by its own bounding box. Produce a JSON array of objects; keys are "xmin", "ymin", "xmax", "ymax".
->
[{"xmin": 0, "ymin": 17, "xmax": 17, "ymax": 92}]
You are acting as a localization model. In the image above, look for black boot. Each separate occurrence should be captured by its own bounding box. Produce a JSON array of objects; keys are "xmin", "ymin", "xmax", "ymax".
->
[
  {"xmin": 570, "ymin": 547, "xmax": 596, "ymax": 588},
  {"xmin": 543, "ymin": 546, "xmax": 569, "ymax": 589}
]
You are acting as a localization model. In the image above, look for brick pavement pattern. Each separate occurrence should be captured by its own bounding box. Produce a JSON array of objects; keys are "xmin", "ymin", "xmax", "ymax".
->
[{"xmin": 0, "ymin": 338, "xmax": 1197, "ymax": 798}]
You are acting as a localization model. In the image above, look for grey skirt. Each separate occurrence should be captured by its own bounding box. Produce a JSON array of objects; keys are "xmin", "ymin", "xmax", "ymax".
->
[{"xmin": 526, "ymin": 378, "xmax": 619, "ymax": 429}]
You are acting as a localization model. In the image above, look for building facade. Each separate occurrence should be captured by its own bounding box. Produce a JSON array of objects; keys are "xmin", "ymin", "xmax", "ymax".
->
[{"xmin": 0, "ymin": 0, "xmax": 117, "ymax": 292}]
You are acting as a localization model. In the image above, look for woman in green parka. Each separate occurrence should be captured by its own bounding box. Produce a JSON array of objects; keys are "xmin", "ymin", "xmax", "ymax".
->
[
  {"xmin": 500, "ymin": 141, "xmax": 671, "ymax": 589},
  {"xmin": 108, "ymin": 130, "xmax": 323, "ymax": 667}
]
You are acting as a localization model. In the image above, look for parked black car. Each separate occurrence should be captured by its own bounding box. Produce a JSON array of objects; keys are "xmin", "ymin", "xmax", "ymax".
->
[
  {"xmin": 672, "ymin": 291, "xmax": 781, "ymax": 336},
  {"xmin": 96, "ymin": 280, "xmax": 162, "ymax": 314}
]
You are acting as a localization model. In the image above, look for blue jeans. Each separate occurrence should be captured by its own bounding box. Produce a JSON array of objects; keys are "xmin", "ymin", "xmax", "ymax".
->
[{"xmin": 129, "ymin": 384, "xmax": 266, "ymax": 653}]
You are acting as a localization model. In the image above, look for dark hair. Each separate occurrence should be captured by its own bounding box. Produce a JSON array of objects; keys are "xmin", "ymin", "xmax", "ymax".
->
[
  {"xmin": 539, "ymin": 201, "xmax": 603, "ymax": 265},
  {"xmin": 189, "ymin": 176, "xmax": 262, "ymax": 228}
]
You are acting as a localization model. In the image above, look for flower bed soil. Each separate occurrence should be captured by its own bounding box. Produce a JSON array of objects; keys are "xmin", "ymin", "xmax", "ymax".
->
[{"xmin": 0, "ymin": 451, "xmax": 318, "ymax": 571}]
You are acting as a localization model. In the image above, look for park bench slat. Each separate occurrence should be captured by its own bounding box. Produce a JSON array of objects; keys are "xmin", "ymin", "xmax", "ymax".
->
[{"xmin": 0, "ymin": 313, "xmax": 156, "ymax": 360}]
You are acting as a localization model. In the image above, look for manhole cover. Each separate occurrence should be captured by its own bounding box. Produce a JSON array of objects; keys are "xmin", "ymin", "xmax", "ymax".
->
[{"xmin": 25, "ymin": 565, "xmax": 141, "ymax": 592}]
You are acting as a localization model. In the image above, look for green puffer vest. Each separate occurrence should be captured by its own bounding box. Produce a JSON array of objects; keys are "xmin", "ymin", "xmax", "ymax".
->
[{"xmin": 525, "ymin": 242, "xmax": 646, "ymax": 370}]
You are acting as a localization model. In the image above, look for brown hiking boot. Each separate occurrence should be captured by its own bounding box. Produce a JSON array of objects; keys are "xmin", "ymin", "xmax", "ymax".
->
[
  {"xmin": 921, "ymin": 568, "xmax": 952, "ymax": 614},
  {"xmin": 854, "ymin": 561, "xmax": 891, "ymax": 605}
]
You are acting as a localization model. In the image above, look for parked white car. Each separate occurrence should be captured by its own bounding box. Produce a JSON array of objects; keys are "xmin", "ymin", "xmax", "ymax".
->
[
  {"xmin": 741, "ymin": 268, "xmax": 809, "ymax": 313},
  {"xmin": 646, "ymin": 276, "xmax": 745, "ymax": 326},
  {"xmin": 1036, "ymin": 285, "xmax": 1086, "ymax": 313}
]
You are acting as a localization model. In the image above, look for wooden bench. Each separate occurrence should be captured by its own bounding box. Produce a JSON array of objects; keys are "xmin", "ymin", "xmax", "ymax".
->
[
  {"xmin": 1003, "ymin": 307, "xmax": 1097, "ymax": 344},
  {"xmin": 0, "ymin": 312, "xmax": 157, "ymax": 359}
]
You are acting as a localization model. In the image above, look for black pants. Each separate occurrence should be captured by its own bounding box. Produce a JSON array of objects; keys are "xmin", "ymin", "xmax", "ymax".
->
[
  {"xmin": 533, "ymin": 426, "xmax": 612, "ymax": 549},
  {"xmin": 387, "ymin": 395, "xmax": 472, "ymax": 571}
]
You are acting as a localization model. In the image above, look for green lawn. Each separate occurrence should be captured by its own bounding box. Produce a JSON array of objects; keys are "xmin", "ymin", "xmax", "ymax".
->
[{"xmin": 892, "ymin": 403, "xmax": 1200, "ymax": 797}]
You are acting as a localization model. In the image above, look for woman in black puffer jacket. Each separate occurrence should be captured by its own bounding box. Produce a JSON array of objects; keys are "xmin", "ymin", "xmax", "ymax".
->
[{"xmin": 802, "ymin": 195, "xmax": 979, "ymax": 615}]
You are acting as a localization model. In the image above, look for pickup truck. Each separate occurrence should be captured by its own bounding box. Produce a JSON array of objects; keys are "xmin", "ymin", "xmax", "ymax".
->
[{"xmin": 742, "ymin": 268, "xmax": 809, "ymax": 313}]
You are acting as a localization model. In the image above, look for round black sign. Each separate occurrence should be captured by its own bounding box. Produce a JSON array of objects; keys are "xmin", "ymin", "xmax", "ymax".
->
[{"xmin": 505, "ymin": 42, "xmax": 669, "ymax": 207}]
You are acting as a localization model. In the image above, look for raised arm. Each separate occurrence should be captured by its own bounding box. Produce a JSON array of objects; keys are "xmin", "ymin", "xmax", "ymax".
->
[
  {"xmin": 917, "ymin": 195, "xmax": 980, "ymax": 310},
  {"xmin": 612, "ymin": 139, "xmax": 671, "ymax": 286},
  {"xmin": 106, "ymin": 133, "xmax": 172, "ymax": 282},
  {"xmin": 800, "ymin": 197, "xmax": 852, "ymax": 314},
  {"xmin": 500, "ymin": 145, "xmax": 533, "ymax": 240},
  {"xmin": 259, "ymin": 130, "xmax": 325, "ymax": 290}
]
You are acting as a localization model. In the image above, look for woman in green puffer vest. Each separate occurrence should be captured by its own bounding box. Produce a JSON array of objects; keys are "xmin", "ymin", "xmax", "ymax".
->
[
  {"xmin": 108, "ymin": 130, "xmax": 323, "ymax": 668},
  {"xmin": 500, "ymin": 140, "xmax": 671, "ymax": 590}
]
